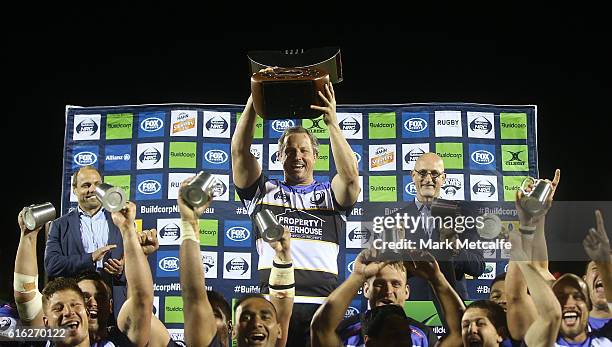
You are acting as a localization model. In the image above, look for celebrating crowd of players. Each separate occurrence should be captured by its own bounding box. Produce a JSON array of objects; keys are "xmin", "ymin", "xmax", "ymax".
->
[{"xmin": 3, "ymin": 80, "xmax": 611, "ymax": 346}]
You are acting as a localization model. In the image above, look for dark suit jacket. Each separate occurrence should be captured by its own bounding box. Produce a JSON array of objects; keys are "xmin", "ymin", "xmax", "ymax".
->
[
  {"xmin": 44, "ymin": 208, "xmax": 126, "ymax": 318},
  {"xmin": 388, "ymin": 202, "xmax": 485, "ymax": 300}
]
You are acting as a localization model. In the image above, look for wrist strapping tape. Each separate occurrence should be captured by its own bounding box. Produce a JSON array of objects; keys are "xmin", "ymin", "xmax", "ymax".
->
[
  {"xmin": 179, "ymin": 221, "xmax": 199, "ymax": 243},
  {"xmin": 269, "ymin": 256, "xmax": 295, "ymax": 298},
  {"xmin": 14, "ymin": 273, "xmax": 38, "ymax": 294},
  {"xmin": 519, "ymin": 224, "xmax": 536, "ymax": 236}
]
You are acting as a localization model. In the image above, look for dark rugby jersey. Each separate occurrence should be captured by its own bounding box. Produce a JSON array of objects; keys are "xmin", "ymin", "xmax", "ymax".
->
[{"xmin": 236, "ymin": 174, "xmax": 352, "ymax": 303}]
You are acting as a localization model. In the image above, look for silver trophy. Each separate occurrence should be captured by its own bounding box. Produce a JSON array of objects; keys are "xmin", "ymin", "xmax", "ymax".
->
[
  {"xmin": 477, "ymin": 213, "xmax": 502, "ymax": 239},
  {"xmin": 520, "ymin": 177, "xmax": 553, "ymax": 215},
  {"xmin": 181, "ymin": 171, "xmax": 217, "ymax": 208},
  {"xmin": 23, "ymin": 202, "xmax": 56, "ymax": 230},
  {"xmin": 95, "ymin": 183, "xmax": 127, "ymax": 213},
  {"xmin": 254, "ymin": 209, "xmax": 284, "ymax": 243}
]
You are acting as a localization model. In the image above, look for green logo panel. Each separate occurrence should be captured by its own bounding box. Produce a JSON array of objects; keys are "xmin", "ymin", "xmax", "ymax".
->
[
  {"xmin": 164, "ymin": 296, "xmax": 184, "ymax": 323},
  {"xmin": 403, "ymin": 300, "xmax": 472, "ymax": 327},
  {"xmin": 503, "ymin": 176, "xmax": 528, "ymax": 201},
  {"xmin": 199, "ymin": 219, "xmax": 218, "ymax": 246},
  {"xmin": 103, "ymin": 175, "xmax": 131, "ymax": 200},
  {"xmin": 500, "ymin": 113, "xmax": 528, "ymax": 139},
  {"xmin": 368, "ymin": 113, "xmax": 396, "ymax": 139},
  {"xmin": 302, "ymin": 116, "xmax": 329, "ymax": 139},
  {"xmin": 237, "ymin": 112, "xmax": 263, "ymax": 139},
  {"xmin": 501, "ymin": 145, "xmax": 529, "ymax": 171},
  {"xmin": 169, "ymin": 142, "xmax": 197, "ymax": 168},
  {"xmin": 314, "ymin": 144, "xmax": 330, "ymax": 171},
  {"xmin": 368, "ymin": 176, "xmax": 397, "ymax": 202},
  {"xmin": 435, "ymin": 143, "xmax": 464, "ymax": 169},
  {"xmin": 106, "ymin": 113, "xmax": 133, "ymax": 139}
]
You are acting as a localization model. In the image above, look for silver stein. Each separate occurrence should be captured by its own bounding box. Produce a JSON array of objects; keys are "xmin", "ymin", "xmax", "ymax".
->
[
  {"xmin": 520, "ymin": 177, "xmax": 553, "ymax": 215},
  {"xmin": 181, "ymin": 171, "xmax": 217, "ymax": 208},
  {"xmin": 95, "ymin": 183, "xmax": 127, "ymax": 213},
  {"xmin": 254, "ymin": 209, "xmax": 284, "ymax": 243},
  {"xmin": 23, "ymin": 202, "xmax": 56, "ymax": 230}
]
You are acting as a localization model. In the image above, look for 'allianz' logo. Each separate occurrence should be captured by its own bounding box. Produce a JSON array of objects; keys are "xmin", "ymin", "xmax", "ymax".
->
[
  {"xmin": 271, "ymin": 120, "xmax": 295, "ymax": 132},
  {"xmin": 159, "ymin": 257, "xmax": 179, "ymax": 271},
  {"xmin": 205, "ymin": 150, "xmax": 228, "ymax": 164},
  {"xmin": 405, "ymin": 182, "xmax": 417, "ymax": 196},
  {"xmin": 74, "ymin": 152, "xmax": 97, "ymax": 166},
  {"xmin": 138, "ymin": 180, "xmax": 161, "ymax": 194},
  {"xmin": 347, "ymin": 260, "xmax": 355, "ymax": 273},
  {"xmin": 141, "ymin": 117, "xmax": 164, "ymax": 132},
  {"xmin": 471, "ymin": 150, "xmax": 494, "ymax": 165},
  {"xmin": 227, "ymin": 227, "xmax": 250, "ymax": 241}
]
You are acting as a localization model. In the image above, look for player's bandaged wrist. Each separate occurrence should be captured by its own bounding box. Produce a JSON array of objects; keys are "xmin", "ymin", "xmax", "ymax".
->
[
  {"xmin": 14, "ymin": 273, "xmax": 42, "ymax": 321},
  {"xmin": 519, "ymin": 224, "xmax": 536, "ymax": 236},
  {"xmin": 269, "ymin": 256, "xmax": 295, "ymax": 298},
  {"xmin": 14, "ymin": 273, "xmax": 38, "ymax": 294},
  {"xmin": 179, "ymin": 220, "xmax": 199, "ymax": 243}
]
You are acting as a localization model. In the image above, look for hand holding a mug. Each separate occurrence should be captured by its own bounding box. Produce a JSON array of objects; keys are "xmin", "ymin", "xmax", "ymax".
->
[{"xmin": 515, "ymin": 169, "xmax": 560, "ymax": 226}]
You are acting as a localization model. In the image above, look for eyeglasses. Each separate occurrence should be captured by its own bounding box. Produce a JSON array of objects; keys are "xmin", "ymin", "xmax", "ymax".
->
[{"xmin": 414, "ymin": 170, "xmax": 444, "ymax": 180}]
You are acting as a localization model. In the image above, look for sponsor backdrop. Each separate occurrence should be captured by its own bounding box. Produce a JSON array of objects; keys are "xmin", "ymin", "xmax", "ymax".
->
[{"xmin": 63, "ymin": 103, "xmax": 537, "ymax": 335}]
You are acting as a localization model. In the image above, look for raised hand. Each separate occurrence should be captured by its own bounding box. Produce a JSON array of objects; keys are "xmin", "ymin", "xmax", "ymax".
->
[
  {"xmin": 583, "ymin": 210, "xmax": 611, "ymax": 262},
  {"xmin": 310, "ymin": 83, "xmax": 337, "ymax": 126},
  {"xmin": 515, "ymin": 169, "xmax": 560, "ymax": 225}
]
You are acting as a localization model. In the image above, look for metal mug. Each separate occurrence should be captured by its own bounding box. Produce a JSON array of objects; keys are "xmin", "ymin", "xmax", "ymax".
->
[
  {"xmin": 254, "ymin": 209, "xmax": 285, "ymax": 243},
  {"xmin": 23, "ymin": 202, "xmax": 56, "ymax": 230},
  {"xmin": 520, "ymin": 177, "xmax": 553, "ymax": 215},
  {"xmin": 95, "ymin": 182, "xmax": 127, "ymax": 213},
  {"xmin": 181, "ymin": 171, "xmax": 217, "ymax": 208}
]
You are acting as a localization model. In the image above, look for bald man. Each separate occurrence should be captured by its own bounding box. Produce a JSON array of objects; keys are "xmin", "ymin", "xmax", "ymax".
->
[{"xmin": 384, "ymin": 153, "xmax": 484, "ymax": 301}]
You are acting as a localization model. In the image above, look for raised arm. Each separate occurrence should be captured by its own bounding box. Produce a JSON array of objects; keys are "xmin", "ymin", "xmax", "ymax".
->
[
  {"xmin": 311, "ymin": 249, "xmax": 386, "ymax": 347},
  {"xmin": 13, "ymin": 210, "xmax": 44, "ymax": 327},
  {"xmin": 584, "ymin": 210, "xmax": 612, "ymax": 305},
  {"xmin": 266, "ymin": 227, "xmax": 294, "ymax": 347},
  {"xmin": 311, "ymin": 83, "xmax": 360, "ymax": 208},
  {"xmin": 177, "ymin": 177, "xmax": 217, "ymax": 347},
  {"xmin": 231, "ymin": 94, "xmax": 262, "ymax": 189},
  {"xmin": 114, "ymin": 202, "xmax": 153, "ymax": 347},
  {"xmin": 407, "ymin": 251, "xmax": 465, "ymax": 347},
  {"xmin": 510, "ymin": 231, "xmax": 561, "ymax": 347}
]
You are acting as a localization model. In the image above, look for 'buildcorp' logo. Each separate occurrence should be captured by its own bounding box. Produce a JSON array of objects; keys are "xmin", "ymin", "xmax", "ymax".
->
[
  {"xmin": 75, "ymin": 119, "xmax": 99, "ymax": 136},
  {"xmin": 141, "ymin": 117, "xmax": 163, "ymax": 132},
  {"xmin": 470, "ymin": 116, "xmax": 492, "ymax": 134},
  {"xmin": 227, "ymin": 227, "xmax": 250, "ymax": 242},
  {"xmin": 204, "ymin": 150, "xmax": 228, "ymax": 165},
  {"xmin": 212, "ymin": 180, "xmax": 227, "ymax": 197},
  {"xmin": 442, "ymin": 178, "xmax": 462, "ymax": 196},
  {"xmin": 348, "ymin": 227, "xmax": 371, "ymax": 242},
  {"xmin": 309, "ymin": 191, "xmax": 326, "ymax": 206},
  {"xmin": 159, "ymin": 257, "xmax": 179, "ymax": 272},
  {"xmin": 139, "ymin": 147, "xmax": 162, "ymax": 164},
  {"xmin": 471, "ymin": 150, "xmax": 494, "ymax": 165},
  {"xmin": 138, "ymin": 180, "xmax": 161, "ymax": 195},
  {"xmin": 226, "ymin": 257, "xmax": 249, "ymax": 275},
  {"xmin": 405, "ymin": 182, "xmax": 417, "ymax": 196},
  {"xmin": 472, "ymin": 180, "xmax": 496, "ymax": 197},
  {"xmin": 505, "ymin": 150, "xmax": 525, "ymax": 166},
  {"xmin": 160, "ymin": 224, "xmax": 180, "ymax": 241},
  {"xmin": 205, "ymin": 117, "xmax": 229, "ymax": 133},
  {"xmin": 339, "ymin": 117, "xmax": 360, "ymax": 135},
  {"xmin": 404, "ymin": 117, "xmax": 428, "ymax": 132},
  {"xmin": 271, "ymin": 120, "xmax": 295, "ymax": 133},
  {"xmin": 74, "ymin": 152, "xmax": 97, "ymax": 166},
  {"xmin": 404, "ymin": 147, "xmax": 425, "ymax": 164}
]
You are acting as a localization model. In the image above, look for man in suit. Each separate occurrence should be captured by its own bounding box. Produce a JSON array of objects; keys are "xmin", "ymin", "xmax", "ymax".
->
[
  {"xmin": 44, "ymin": 165, "xmax": 126, "ymax": 319},
  {"xmin": 392, "ymin": 152, "xmax": 485, "ymax": 301}
]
